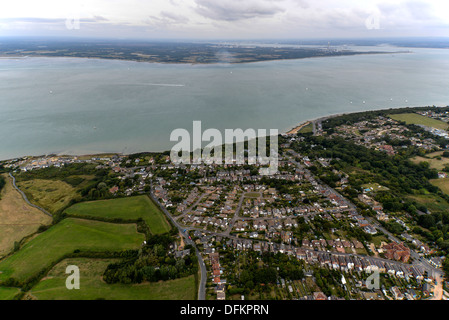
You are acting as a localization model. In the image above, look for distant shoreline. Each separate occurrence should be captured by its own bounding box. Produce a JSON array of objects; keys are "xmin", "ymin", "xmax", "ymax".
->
[
  {"xmin": 284, "ymin": 112, "xmax": 349, "ymax": 135},
  {"xmin": 0, "ymin": 49, "xmax": 408, "ymax": 66}
]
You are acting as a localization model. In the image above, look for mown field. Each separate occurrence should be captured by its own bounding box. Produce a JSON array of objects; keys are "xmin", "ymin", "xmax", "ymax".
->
[
  {"xmin": 0, "ymin": 218, "xmax": 144, "ymax": 282},
  {"xmin": 16, "ymin": 179, "xmax": 80, "ymax": 214},
  {"xmin": 64, "ymin": 195, "xmax": 171, "ymax": 235},
  {"xmin": 0, "ymin": 286, "xmax": 20, "ymax": 300},
  {"xmin": 29, "ymin": 258, "xmax": 196, "ymax": 300},
  {"xmin": 298, "ymin": 122, "xmax": 313, "ymax": 134},
  {"xmin": 0, "ymin": 174, "xmax": 52, "ymax": 258},
  {"xmin": 388, "ymin": 113, "xmax": 449, "ymax": 130}
]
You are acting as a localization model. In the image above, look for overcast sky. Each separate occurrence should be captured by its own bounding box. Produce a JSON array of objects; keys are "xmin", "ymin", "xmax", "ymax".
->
[{"xmin": 0, "ymin": 0, "xmax": 448, "ymax": 39}]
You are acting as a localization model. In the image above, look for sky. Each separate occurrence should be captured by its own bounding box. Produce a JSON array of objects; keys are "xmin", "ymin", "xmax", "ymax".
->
[{"xmin": 0, "ymin": 0, "xmax": 448, "ymax": 40}]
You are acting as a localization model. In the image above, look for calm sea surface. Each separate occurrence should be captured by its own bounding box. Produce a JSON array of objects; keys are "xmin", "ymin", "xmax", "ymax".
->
[{"xmin": 0, "ymin": 46, "xmax": 448, "ymax": 160}]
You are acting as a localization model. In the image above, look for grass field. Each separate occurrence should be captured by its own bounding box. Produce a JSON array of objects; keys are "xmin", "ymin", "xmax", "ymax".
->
[
  {"xmin": 298, "ymin": 123, "xmax": 313, "ymax": 134},
  {"xmin": 430, "ymin": 178, "xmax": 449, "ymax": 196},
  {"xmin": 389, "ymin": 113, "xmax": 449, "ymax": 130},
  {"xmin": 0, "ymin": 218, "xmax": 144, "ymax": 282},
  {"xmin": 411, "ymin": 151, "xmax": 449, "ymax": 171},
  {"xmin": 0, "ymin": 174, "xmax": 52, "ymax": 258},
  {"xmin": 371, "ymin": 234, "xmax": 389, "ymax": 247},
  {"xmin": 408, "ymin": 194, "xmax": 449, "ymax": 214},
  {"xmin": 29, "ymin": 258, "xmax": 195, "ymax": 300},
  {"xmin": 0, "ymin": 286, "xmax": 20, "ymax": 300},
  {"xmin": 16, "ymin": 179, "xmax": 80, "ymax": 214},
  {"xmin": 65, "ymin": 195, "xmax": 171, "ymax": 235}
]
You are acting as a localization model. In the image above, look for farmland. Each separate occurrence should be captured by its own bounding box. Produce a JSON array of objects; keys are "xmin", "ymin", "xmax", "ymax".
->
[
  {"xmin": 410, "ymin": 151, "xmax": 449, "ymax": 171},
  {"xmin": 16, "ymin": 179, "xmax": 81, "ymax": 214},
  {"xmin": 65, "ymin": 195, "xmax": 171, "ymax": 235},
  {"xmin": 430, "ymin": 178, "xmax": 449, "ymax": 196},
  {"xmin": 0, "ymin": 218, "xmax": 144, "ymax": 283},
  {"xmin": 388, "ymin": 113, "xmax": 449, "ymax": 130},
  {"xmin": 29, "ymin": 258, "xmax": 196, "ymax": 300},
  {"xmin": 0, "ymin": 286, "xmax": 20, "ymax": 300},
  {"xmin": 0, "ymin": 174, "xmax": 52, "ymax": 258}
]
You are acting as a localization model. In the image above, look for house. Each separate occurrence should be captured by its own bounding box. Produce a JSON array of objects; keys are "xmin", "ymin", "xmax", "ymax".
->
[
  {"xmin": 313, "ymin": 292, "xmax": 327, "ymax": 300},
  {"xmin": 382, "ymin": 242, "xmax": 410, "ymax": 263},
  {"xmin": 109, "ymin": 186, "xmax": 119, "ymax": 194},
  {"xmin": 407, "ymin": 289, "xmax": 418, "ymax": 299},
  {"xmin": 217, "ymin": 291, "xmax": 226, "ymax": 300},
  {"xmin": 422, "ymin": 283, "xmax": 431, "ymax": 296},
  {"xmin": 429, "ymin": 256, "xmax": 444, "ymax": 268},
  {"xmin": 295, "ymin": 248, "xmax": 306, "ymax": 260},
  {"xmin": 363, "ymin": 225, "xmax": 378, "ymax": 235},
  {"xmin": 353, "ymin": 240, "xmax": 364, "ymax": 249},
  {"xmin": 390, "ymin": 286, "xmax": 404, "ymax": 300}
]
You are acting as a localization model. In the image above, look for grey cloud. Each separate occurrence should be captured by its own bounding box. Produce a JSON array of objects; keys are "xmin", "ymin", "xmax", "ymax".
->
[
  {"xmin": 91, "ymin": 16, "xmax": 109, "ymax": 22},
  {"xmin": 194, "ymin": 0, "xmax": 285, "ymax": 21},
  {"xmin": 144, "ymin": 11, "xmax": 189, "ymax": 30},
  {"xmin": 0, "ymin": 16, "xmax": 108, "ymax": 25},
  {"xmin": 291, "ymin": 0, "xmax": 310, "ymax": 9},
  {"xmin": 160, "ymin": 11, "xmax": 190, "ymax": 24},
  {"xmin": 0, "ymin": 17, "xmax": 64, "ymax": 23}
]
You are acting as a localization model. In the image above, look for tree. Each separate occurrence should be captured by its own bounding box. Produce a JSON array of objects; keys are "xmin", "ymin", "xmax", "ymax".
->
[
  {"xmin": 0, "ymin": 175, "xmax": 5, "ymax": 195},
  {"xmin": 418, "ymin": 215, "xmax": 436, "ymax": 229},
  {"xmin": 443, "ymin": 256, "xmax": 449, "ymax": 282}
]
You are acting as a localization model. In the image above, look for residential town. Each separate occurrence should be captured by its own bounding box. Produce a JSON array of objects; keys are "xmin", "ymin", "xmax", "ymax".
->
[{"xmin": 3, "ymin": 109, "xmax": 449, "ymax": 300}]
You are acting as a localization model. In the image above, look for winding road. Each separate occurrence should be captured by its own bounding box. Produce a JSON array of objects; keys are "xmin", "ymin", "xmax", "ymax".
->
[
  {"xmin": 148, "ymin": 181, "xmax": 207, "ymax": 300},
  {"xmin": 8, "ymin": 172, "xmax": 52, "ymax": 218}
]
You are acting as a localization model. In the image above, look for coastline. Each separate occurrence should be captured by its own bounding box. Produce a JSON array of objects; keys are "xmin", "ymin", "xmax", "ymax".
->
[
  {"xmin": 1, "ymin": 105, "xmax": 447, "ymax": 163},
  {"xmin": 283, "ymin": 111, "xmax": 360, "ymax": 135},
  {"xmin": 0, "ymin": 49, "xmax": 406, "ymax": 67},
  {"xmin": 282, "ymin": 104, "xmax": 448, "ymax": 136}
]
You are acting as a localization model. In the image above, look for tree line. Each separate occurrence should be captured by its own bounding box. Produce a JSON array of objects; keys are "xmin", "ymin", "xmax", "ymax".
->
[{"xmin": 103, "ymin": 235, "xmax": 198, "ymax": 284}]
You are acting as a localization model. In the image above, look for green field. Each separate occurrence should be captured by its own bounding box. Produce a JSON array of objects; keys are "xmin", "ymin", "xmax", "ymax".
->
[
  {"xmin": 65, "ymin": 195, "xmax": 171, "ymax": 235},
  {"xmin": 371, "ymin": 234, "xmax": 389, "ymax": 247},
  {"xmin": 0, "ymin": 218, "xmax": 144, "ymax": 282},
  {"xmin": 29, "ymin": 258, "xmax": 196, "ymax": 300},
  {"xmin": 298, "ymin": 123, "xmax": 313, "ymax": 134},
  {"xmin": 411, "ymin": 151, "xmax": 449, "ymax": 171},
  {"xmin": 0, "ymin": 286, "xmax": 20, "ymax": 300},
  {"xmin": 389, "ymin": 113, "xmax": 449, "ymax": 130},
  {"xmin": 16, "ymin": 179, "xmax": 81, "ymax": 214},
  {"xmin": 408, "ymin": 194, "xmax": 449, "ymax": 214},
  {"xmin": 430, "ymin": 178, "xmax": 449, "ymax": 196}
]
